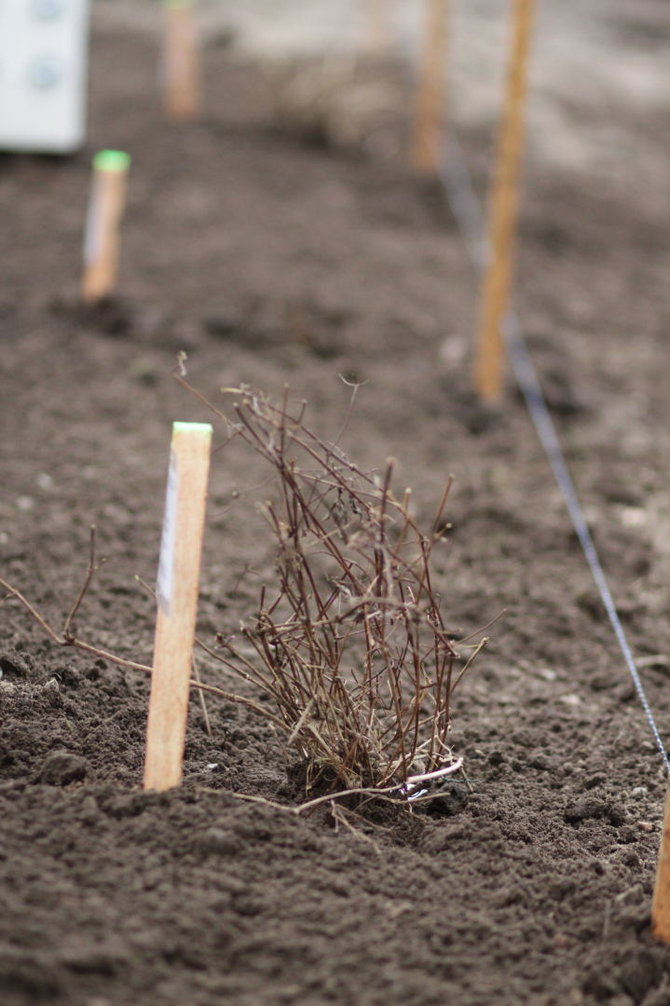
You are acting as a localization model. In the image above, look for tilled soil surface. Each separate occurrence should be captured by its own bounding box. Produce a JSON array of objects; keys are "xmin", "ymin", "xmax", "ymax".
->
[{"xmin": 2, "ymin": 8, "xmax": 670, "ymax": 1006}]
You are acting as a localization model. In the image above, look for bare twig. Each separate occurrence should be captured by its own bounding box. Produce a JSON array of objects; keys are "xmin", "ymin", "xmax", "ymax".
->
[
  {"xmin": 63, "ymin": 525, "xmax": 105, "ymax": 640},
  {"xmin": 0, "ymin": 574, "xmax": 286, "ymax": 723},
  {"xmin": 192, "ymin": 652, "xmax": 212, "ymax": 738}
]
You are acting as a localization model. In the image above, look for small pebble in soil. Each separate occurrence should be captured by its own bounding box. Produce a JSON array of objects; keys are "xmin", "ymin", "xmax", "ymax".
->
[
  {"xmin": 528, "ymin": 752, "xmax": 553, "ymax": 771},
  {"xmin": 195, "ymin": 827, "xmax": 242, "ymax": 857},
  {"xmin": 535, "ymin": 666, "xmax": 557, "ymax": 681},
  {"xmin": 36, "ymin": 472, "xmax": 54, "ymax": 491},
  {"xmin": 583, "ymin": 773, "xmax": 607, "ymax": 790},
  {"xmin": 41, "ymin": 678, "xmax": 62, "ymax": 708},
  {"xmin": 564, "ymin": 797, "xmax": 626, "ymax": 827},
  {"xmin": 421, "ymin": 780, "xmax": 469, "ymax": 818},
  {"xmin": 36, "ymin": 751, "xmax": 88, "ymax": 787},
  {"xmin": 0, "ymin": 651, "xmax": 33, "ymax": 680},
  {"xmin": 617, "ymin": 947, "xmax": 665, "ymax": 1003},
  {"xmin": 618, "ymin": 506, "xmax": 647, "ymax": 528}
]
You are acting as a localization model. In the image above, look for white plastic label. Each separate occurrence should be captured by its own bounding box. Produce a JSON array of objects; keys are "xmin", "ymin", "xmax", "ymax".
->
[
  {"xmin": 82, "ymin": 169, "xmax": 103, "ymax": 265},
  {"xmin": 156, "ymin": 451, "xmax": 178, "ymax": 617},
  {"xmin": 0, "ymin": 0, "xmax": 90, "ymax": 153}
]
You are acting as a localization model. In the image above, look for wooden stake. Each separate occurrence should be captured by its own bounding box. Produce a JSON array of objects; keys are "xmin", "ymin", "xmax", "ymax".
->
[
  {"xmin": 144, "ymin": 422, "xmax": 212, "ymax": 791},
  {"xmin": 652, "ymin": 786, "xmax": 670, "ymax": 943},
  {"xmin": 81, "ymin": 150, "xmax": 130, "ymax": 303},
  {"xmin": 410, "ymin": 0, "xmax": 448, "ymax": 177},
  {"xmin": 162, "ymin": 0, "xmax": 200, "ymax": 122},
  {"xmin": 473, "ymin": 0, "xmax": 536, "ymax": 403},
  {"xmin": 365, "ymin": 0, "xmax": 391, "ymax": 57}
]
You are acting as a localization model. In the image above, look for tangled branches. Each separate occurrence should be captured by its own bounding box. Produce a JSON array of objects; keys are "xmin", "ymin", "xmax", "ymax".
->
[{"xmin": 183, "ymin": 378, "xmax": 478, "ymax": 796}]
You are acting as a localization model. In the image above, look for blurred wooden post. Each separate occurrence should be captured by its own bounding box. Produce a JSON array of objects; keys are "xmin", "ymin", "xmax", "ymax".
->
[
  {"xmin": 144, "ymin": 422, "xmax": 212, "ymax": 791},
  {"xmin": 410, "ymin": 0, "xmax": 448, "ymax": 176},
  {"xmin": 162, "ymin": 0, "xmax": 200, "ymax": 122},
  {"xmin": 473, "ymin": 0, "xmax": 536, "ymax": 403},
  {"xmin": 365, "ymin": 0, "xmax": 391, "ymax": 57},
  {"xmin": 652, "ymin": 787, "xmax": 670, "ymax": 943},
  {"xmin": 81, "ymin": 150, "xmax": 130, "ymax": 303}
]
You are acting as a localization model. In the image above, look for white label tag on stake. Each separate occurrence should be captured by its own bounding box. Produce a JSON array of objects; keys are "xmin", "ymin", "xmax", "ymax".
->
[
  {"xmin": 156, "ymin": 449, "xmax": 178, "ymax": 616},
  {"xmin": 83, "ymin": 171, "xmax": 103, "ymax": 265}
]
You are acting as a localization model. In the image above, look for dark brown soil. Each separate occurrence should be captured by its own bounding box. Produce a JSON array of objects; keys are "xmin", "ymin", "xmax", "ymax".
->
[{"xmin": 2, "ymin": 10, "xmax": 670, "ymax": 1006}]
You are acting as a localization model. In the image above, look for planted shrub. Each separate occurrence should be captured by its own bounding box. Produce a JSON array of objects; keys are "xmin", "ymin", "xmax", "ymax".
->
[{"xmin": 185, "ymin": 380, "xmax": 478, "ymax": 799}]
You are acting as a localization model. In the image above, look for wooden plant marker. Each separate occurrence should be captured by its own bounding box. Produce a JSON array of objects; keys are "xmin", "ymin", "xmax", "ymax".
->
[
  {"xmin": 473, "ymin": 0, "xmax": 536, "ymax": 403},
  {"xmin": 81, "ymin": 150, "xmax": 130, "ymax": 303},
  {"xmin": 144, "ymin": 422, "xmax": 213, "ymax": 791},
  {"xmin": 652, "ymin": 786, "xmax": 670, "ymax": 943},
  {"xmin": 162, "ymin": 0, "xmax": 200, "ymax": 122},
  {"xmin": 410, "ymin": 0, "xmax": 448, "ymax": 177}
]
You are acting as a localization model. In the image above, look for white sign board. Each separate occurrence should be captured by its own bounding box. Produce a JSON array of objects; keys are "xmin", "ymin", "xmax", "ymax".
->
[{"xmin": 0, "ymin": 0, "xmax": 90, "ymax": 153}]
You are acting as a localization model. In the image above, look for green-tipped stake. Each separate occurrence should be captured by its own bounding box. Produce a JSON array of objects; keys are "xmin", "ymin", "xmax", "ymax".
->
[
  {"xmin": 81, "ymin": 149, "xmax": 131, "ymax": 303},
  {"xmin": 92, "ymin": 149, "xmax": 131, "ymax": 173}
]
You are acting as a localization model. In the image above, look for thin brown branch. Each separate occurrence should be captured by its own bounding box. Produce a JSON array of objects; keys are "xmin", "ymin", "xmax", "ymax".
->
[{"xmin": 63, "ymin": 525, "xmax": 104, "ymax": 641}]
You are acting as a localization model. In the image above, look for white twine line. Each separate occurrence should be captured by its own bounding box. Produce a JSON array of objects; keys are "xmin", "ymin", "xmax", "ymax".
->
[{"xmin": 438, "ymin": 132, "xmax": 670, "ymax": 775}]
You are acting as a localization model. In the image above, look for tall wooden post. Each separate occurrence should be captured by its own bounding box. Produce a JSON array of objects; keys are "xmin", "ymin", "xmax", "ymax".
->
[
  {"xmin": 162, "ymin": 0, "xmax": 200, "ymax": 122},
  {"xmin": 365, "ymin": 0, "xmax": 392, "ymax": 57},
  {"xmin": 473, "ymin": 0, "xmax": 536, "ymax": 402},
  {"xmin": 652, "ymin": 787, "xmax": 670, "ymax": 943},
  {"xmin": 410, "ymin": 0, "xmax": 448, "ymax": 177}
]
